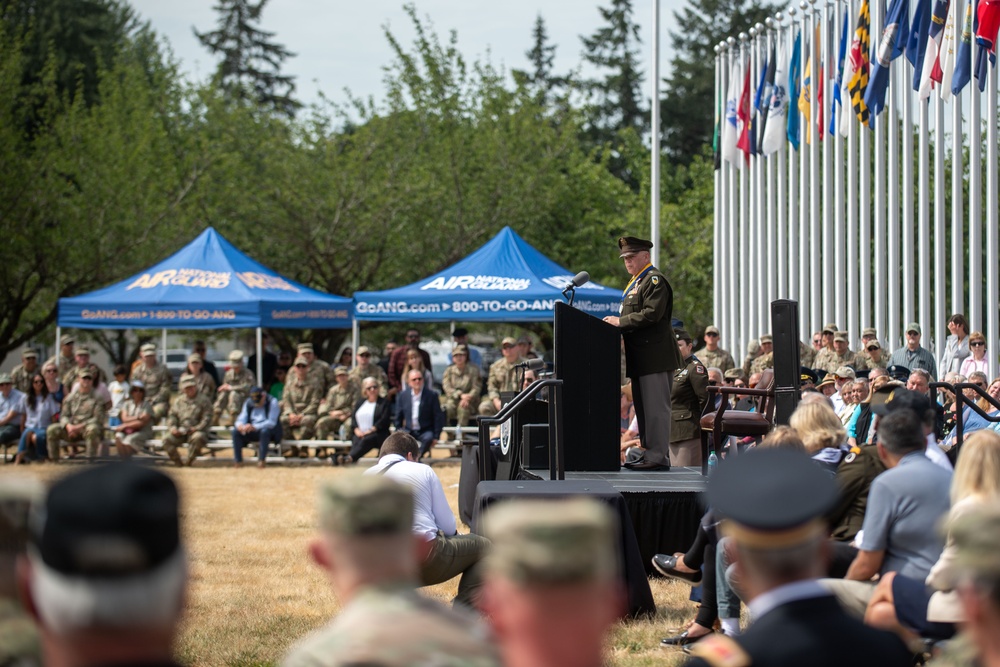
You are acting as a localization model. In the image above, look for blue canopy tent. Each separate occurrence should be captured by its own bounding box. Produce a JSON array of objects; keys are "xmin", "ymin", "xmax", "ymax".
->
[
  {"xmin": 353, "ymin": 226, "xmax": 622, "ymax": 325},
  {"xmin": 57, "ymin": 227, "xmax": 353, "ymax": 380}
]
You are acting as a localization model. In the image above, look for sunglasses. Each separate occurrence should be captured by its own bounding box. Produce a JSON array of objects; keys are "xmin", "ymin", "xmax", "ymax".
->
[
  {"xmin": 295, "ymin": 364, "xmax": 307, "ymax": 368},
  {"xmin": 705, "ymin": 332, "xmax": 719, "ymax": 337},
  {"xmin": 33, "ymin": 379, "xmax": 44, "ymax": 383},
  {"xmin": 359, "ymin": 352, "xmax": 371, "ymax": 357},
  {"xmin": 502, "ymin": 344, "xmax": 515, "ymax": 349},
  {"xmin": 975, "ymin": 382, "xmax": 986, "ymax": 388},
  {"xmin": 971, "ymin": 341, "xmax": 985, "ymax": 347},
  {"xmin": 364, "ymin": 386, "xmax": 378, "ymax": 391},
  {"xmin": 409, "ymin": 376, "xmax": 423, "ymax": 382},
  {"xmin": 867, "ymin": 346, "xmax": 879, "ymax": 352}
]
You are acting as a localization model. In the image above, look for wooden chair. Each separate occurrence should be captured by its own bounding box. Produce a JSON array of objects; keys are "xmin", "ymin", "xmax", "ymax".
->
[{"xmin": 698, "ymin": 369, "xmax": 776, "ymax": 475}]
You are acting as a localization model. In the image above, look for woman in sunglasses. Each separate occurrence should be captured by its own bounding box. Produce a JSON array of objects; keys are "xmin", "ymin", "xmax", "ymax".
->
[{"xmin": 960, "ymin": 331, "xmax": 989, "ymax": 378}]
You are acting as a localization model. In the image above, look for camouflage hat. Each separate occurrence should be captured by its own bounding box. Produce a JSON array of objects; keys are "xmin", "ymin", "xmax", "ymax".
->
[
  {"xmin": 759, "ymin": 334, "xmax": 773, "ymax": 344},
  {"xmin": 0, "ymin": 373, "xmax": 11, "ymax": 384},
  {"xmin": 228, "ymin": 350, "xmax": 244, "ymax": 363},
  {"xmin": 906, "ymin": 322, "xmax": 922, "ymax": 335},
  {"xmin": 78, "ymin": 369, "xmax": 94, "ymax": 380},
  {"xmin": 501, "ymin": 337, "xmax": 517, "ymax": 348},
  {"xmin": 724, "ymin": 368, "xmax": 746, "ymax": 381},
  {"xmin": 862, "ymin": 327, "xmax": 878, "ymax": 338},
  {"xmin": 61, "ymin": 336, "xmax": 75, "ymax": 346},
  {"xmin": 483, "ymin": 498, "xmax": 619, "ymax": 585},
  {"xmin": 75, "ymin": 346, "xmax": 91, "ymax": 356},
  {"xmin": 140, "ymin": 343, "xmax": 157, "ymax": 356},
  {"xmin": 705, "ymin": 325, "xmax": 720, "ymax": 335},
  {"xmin": 297, "ymin": 342, "xmax": 314, "ymax": 352},
  {"xmin": 833, "ymin": 331, "xmax": 849, "ymax": 343},
  {"xmin": 747, "ymin": 339, "xmax": 760, "ymax": 356},
  {"xmin": 938, "ymin": 501, "xmax": 1000, "ymax": 587},
  {"xmin": 22, "ymin": 349, "xmax": 38, "ymax": 359},
  {"xmin": 187, "ymin": 353, "xmax": 202, "ymax": 363},
  {"xmin": 334, "ymin": 365, "xmax": 349, "ymax": 376},
  {"xmin": 318, "ymin": 474, "xmax": 413, "ymax": 536},
  {"xmin": 453, "ymin": 344, "xmax": 469, "ymax": 356},
  {"xmin": 356, "ymin": 345, "xmax": 372, "ymax": 356},
  {"xmin": 866, "ymin": 340, "xmax": 882, "ymax": 350},
  {"xmin": 0, "ymin": 476, "xmax": 44, "ymax": 554},
  {"xmin": 179, "ymin": 374, "xmax": 196, "ymax": 389},
  {"xmin": 293, "ymin": 355, "xmax": 309, "ymax": 367},
  {"xmin": 822, "ymin": 323, "xmax": 839, "ymax": 334}
]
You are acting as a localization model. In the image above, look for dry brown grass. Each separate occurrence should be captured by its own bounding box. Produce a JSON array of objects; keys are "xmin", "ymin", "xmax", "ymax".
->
[{"xmin": 2, "ymin": 458, "xmax": 697, "ymax": 667}]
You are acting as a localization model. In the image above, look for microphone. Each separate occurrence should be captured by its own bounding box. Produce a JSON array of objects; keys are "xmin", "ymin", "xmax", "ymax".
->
[
  {"xmin": 514, "ymin": 358, "xmax": 546, "ymax": 371},
  {"xmin": 562, "ymin": 271, "xmax": 590, "ymax": 292}
]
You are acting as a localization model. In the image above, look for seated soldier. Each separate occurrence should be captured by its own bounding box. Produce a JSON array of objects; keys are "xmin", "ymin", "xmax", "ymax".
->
[
  {"xmin": 46, "ymin": 369, "xmax": 105, "ymax": 461},
  {"xmin": 442, "ymin": 344, "xmax": 482, "ymax": 427},
  {"xmin": 348, "ymin": 346, "xmax": 388, "ymax": 396},
  {"xmin": 131, "ymin": 343, "xmax": 172, "ymax": 423},
  {"xmin": 280, "ymin": 356, "xmax": 322, "ymax": 456},
  {"xmin": 478, "ymin": 337, "xmax": 521, "ymax": 418},
  {"xmin": 214, "ymin": 350, "xmax": 256, "ymax": 426},
  {"xmin": 112, "ymin": 380, "xmax": 154, "ymax": 459},
  {"xmin": 162, "ymin": 374, "xmax": 214, "ymax": 467},
  {"xmin": 315, "ymin": 366, "xmax": 360, "ymax": 449}
]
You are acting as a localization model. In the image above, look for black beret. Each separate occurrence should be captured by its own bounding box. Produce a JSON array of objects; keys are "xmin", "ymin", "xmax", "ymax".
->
[
  {"xmin": 871, "ymin": 387, "xmax": 933, "ymax": 417},
  {"xmin": 34, "ymin": 464, "xmax": 180, "ymax": 578}
]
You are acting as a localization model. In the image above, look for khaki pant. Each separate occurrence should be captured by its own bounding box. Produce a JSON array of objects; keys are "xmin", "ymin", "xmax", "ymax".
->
[
  {"xmin": 315, "ymin": 415, "xmax": 351, "ymax": 440},
  {"xmin": 421, "ymin": 531, "xmax": 492, "ymax": 608},
  {"xmin": 161, "ymin": 431, "xmax": 209, "ymax": 466},
  {"xmin": 46, "ymin": 423, "xmax": 103, "ymax": 460},
  {"xmin": 669, "ymin": 436, "xmax": 703, "ymax": 467},
  {"xmin": 280, "ymin": 415, "xmax": 317, "ymax": 443},
  {"xmin": 818, "ymin": 578, "xmax": 876, "ymax": 618}
]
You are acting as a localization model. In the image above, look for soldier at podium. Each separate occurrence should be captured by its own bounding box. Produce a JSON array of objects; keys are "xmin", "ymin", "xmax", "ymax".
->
[{"xmin": 603, "ymin": 235, "xmax": 683, "ymax": 471}]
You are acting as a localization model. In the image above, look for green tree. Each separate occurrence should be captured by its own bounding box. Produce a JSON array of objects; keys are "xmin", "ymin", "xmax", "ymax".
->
[
  {"xmin": 194, "ymin": 0, "xmax": 301, "ymax": 118},
  {"xmin": 512, "ymin": 14, "xmax": 568, "ymax": 109},
  {"xmin": 660, "ymin": 0, "xmax": 782, "ymax": 164}
]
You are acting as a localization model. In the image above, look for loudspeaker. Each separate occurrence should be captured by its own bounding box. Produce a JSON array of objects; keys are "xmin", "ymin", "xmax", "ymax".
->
[
  {"xmin": 770, "ymin": 299, "xmax": 801, "ymax": 425},
  {"xmin": 521, "ymin": 423, "xmax": 549, "ymax": 469}
]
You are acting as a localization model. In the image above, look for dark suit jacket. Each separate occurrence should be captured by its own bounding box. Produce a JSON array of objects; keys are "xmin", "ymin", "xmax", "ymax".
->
[
  {"xmin": 352, "ymin": 396, "xmax": 391, "ymax": 435},
  {"xmin": 685, "ymin": 594, "xmax": 911, "ymax": 667},
  {"xmin": 619, "ymin": 266, "xmax": 683, "ymax": 377},
  {"xmin": 394, "ymin": 387, "xmax": 445, "ymax": 436}
]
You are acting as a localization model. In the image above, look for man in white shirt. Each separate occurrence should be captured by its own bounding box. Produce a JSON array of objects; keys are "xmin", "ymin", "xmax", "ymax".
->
[
  {"xmin": 0, "ymin": 372, "xmax": 26, "ymax": 449},
  {"xmin": 365, "ymin": 432, "xmax": 490, "ymax": 607}
]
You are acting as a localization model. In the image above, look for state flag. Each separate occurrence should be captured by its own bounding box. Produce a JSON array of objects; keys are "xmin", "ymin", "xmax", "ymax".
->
[
  {"xmin": 736, "ymin": 62, "xmax": 752, "ymax": 165},
  {"xmin": 848, "ymin": 0, "xmax": 872, "ymax": 126},
  {"xmin": 907, "ymin": 0, "xmax": 933, "ymax": 90},
  {"xmin": 952, "ymin": 0, "xmax": 976, "ymax": 94},
  {"xmin": 974, "ymin": 0, "xmax": 1000, "ymax": 90},
  {"xmin": 756, "ymin": 45, "xmax": 776, "ymax": 149},
  {"xmin": 919, "ymin": 0, "xmax": 952, "ymax": 98},
  {"xmin": 722, "ymin": 61, "xmax": 741, "ymax": 166},
  {"xmin": 763, "ymin": 36, "xmax": 792, "ymax": 155},
  {"xmin": 864, "ymin": 0, "xmax": 910, "ymax": 122},
  {"xmin": 788, "ymin": 32, "xmax": 803, "ymax": 150},
  {"xmin": 938, "ymin": 0, "xmax": 960, "ymax": 96},
  {"xmin": 832, "ymin": 8, "xmax": 849, "ymax": 136}
]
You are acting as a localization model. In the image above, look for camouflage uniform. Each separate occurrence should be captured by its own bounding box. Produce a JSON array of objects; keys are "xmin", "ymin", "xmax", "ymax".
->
[
  {"xmin": 161, "ymin": 392, "xmax": 213, "ymax": 466},
  {"xmin": 282, "ymin": 475, "xmax": 500, "ymax": 667},
  {"xmin": 48, "ymin": 353, "xmax": 75, "ymax": 384},
  {"xmin": 349, "ymin": 363, "xmax": 388, "ymax": 396},
  {"xmin": 191, "ymin": 370, "xmax": 217, "ymax": 402},
  {"xmin": 115, "ymin": 397, "xmax": 154, "ymax": 451},
  {"xmin": 860, "ymin": 352, "xmax": 888, "ymax": 370},
  {"xmin": 442, "ymin": 363, "xmax": 482, "ymax": 426},
  {"xmin": 698, "ymin": 347, "xmax": 735, "ymax": 373},
  {"xmin": 284, "ymin": 360, "xmax": 331, "ymax": 394},
  {"xmin": 63, "ymin": 362, "xmax": 107, "ymax": 389},
  {"xmin": 316, "ymin": 382, "xmax": 360, "ymax": 440},
  {"xmin": 799, "ymin": 341, "xmax": 817, "ymax": 368},
  {"xmin": 47, "ymin": 389, "xmax": 106, "ymax": 460},
  {"xmin": 750, "ymin": 351, "xmax": 774, "ymax": 375},
  {"xmin": 214, "ymin": 366, "xmax": 256, "ymax": 422},
  {"xmin": 813, "ymin": 347, "xmax": 837, "ymax": 372},
  {"xmin": 280, "ymin": 381, "xmax": 322, "ymax": 441},
  {"xmin": 10, "ymin": 360, "xmax": 39, "ymax": 394},
  {"xmin": 130, "ymin": 362, "xmax": 172, "ymax": 421},
  {"xmin": 0, "ymin": 480, "xmax": 42, "ymax": 667},
  {"xmin": 815, "ymin": 349, "xmax": 865, "ymax": 374},
  {"xmin": 477, "ymin": 356, "xmax": 522, "ymax": 417}
]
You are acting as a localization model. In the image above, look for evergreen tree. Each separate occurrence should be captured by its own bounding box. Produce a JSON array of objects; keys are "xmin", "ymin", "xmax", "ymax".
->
[
  {"xmin": 194, "ymin": 0, "xmax": 300, "ymax": 117},
  {"xmin": 580, "ymin": 0, "xmax": 647, "ymax": 141},
  {"xmin": 513, "ymin": 14, "xmax": 567, "ymax": 108},
  {"xmin": 660, "ymin": 0, "xmax": 781, "ymax": 164}
]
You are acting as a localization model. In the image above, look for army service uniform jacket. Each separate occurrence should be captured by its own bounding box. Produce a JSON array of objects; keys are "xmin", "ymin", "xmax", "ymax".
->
[
  {"xmin": 618, "ymin": 266, "xmax": 682, "ymax": 378},
  {"xmin": 671, "ymin": 354, "xmax": 709, "ymax": 442}
]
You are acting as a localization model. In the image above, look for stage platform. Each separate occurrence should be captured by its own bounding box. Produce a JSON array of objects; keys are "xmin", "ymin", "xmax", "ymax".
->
[{"xmin": 520, "ymin": 466, "xmax": 707, "ymax": 577}]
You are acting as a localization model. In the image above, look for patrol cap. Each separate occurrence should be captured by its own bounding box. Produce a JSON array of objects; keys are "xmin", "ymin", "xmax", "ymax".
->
[
  {"xmin": 905, "ymin": 322, "xmax": 922, "ymax": 335},
  {"xmin": 833, "ymin": 331, "xmax": 849, "ymax": 343},
  {"xmin": 452, "ymin": 327, "xmax": 469, "ymax": 338},
  {"xmin": 179, "ymin": 374, "xmax": 196, "ymax": 389},
  {"xmin": 618, "ymin": 236, "xmax": 653, "ymax": 258},
  {"xmin": 453, "ymin": 344, "xmax": 469, "ymax": 356},
  {"xmin": 724, "ymin": 368, "xmax": 746, "ymax": 381},
  {"xmin": 296, "ymin": 342, "xmax": 314, "ymax": 352},
  {"xmin": 0, "ymin": 476, "xmax": 44, "ymax": 554},
  {"xmin": 228, "ymin": 350, "xmax": 244, "ymax": 363},
  {"xmin": 705, "ymin": 325, "xmax": 720, "ymax": 335},
  {"xmin": 938, "ymin": 502, "xmax": 1000, "ymax": 587},
  {"xmin": 674, "ymin": 328, "xmax": 693, "ymax": 344},
  {"xmin": 318, "ymin": 474, "xmax": 413, "ymax": 536},
  {"xmin": 834, "ymin": 366, "xmax": 856, "ymax": 380},
  {"xmin": 187, "ymin": 353, "xmax": 202, "ymax": 363},
  {"xmin": 75, "ymin": 346, "xmax": 91, "ymax": 356},
  {"xmin": 871, "ymin": 387, "xmax": 933, "ymax": 417},
  {"xmin": 32, "ymin": 464, "xmax": 180, "ymax": 577},
  {"xmin": 759, "ymin": 334, "xmax": 773, "ymax": 344},
  {"xmin": 140, "ymin": 343, "xmax": 157, "ymax": 356},
  {"xmin": 293, "ymin": 355, "xmax": 309, "ymax": 367},
  {"xmin": 822, "ymin": 323, "xmax": 839, "ymax": 334},
  {"xmin": 862, "ymin": 327, "xmax": 878, "ymax": 338},
  {"xmin": 708, "ymin": 448, "xmax": 838, "ymax": 549},
  {"xmin": 866, "ymin": 340, "xmax": 882, "ymax": 350},
  {"xmin": 78, "ymin": 369, "xmax": 94, "ymax": 380},
  {"xmin": 61, "ymin": 336, "xmax": 75, "ymax": 346},
  {"xmin": 501, "ymin": 337, "xmax": 517, "ymax": 348},
  {"xmin": 484, "ymin": 498, "xmax": 619, "ymax": 584},
  {"xmin": 22, "ymin": 349, "xmax": 38, "ymax": 359},
  {"xmin": 886, "ymin": 364, "xmax": 911, "ymax": 381},
  {"xmin": 799, "ymin": 367, "xmax": 819, "ymax": 386},
  {"xmin": 334, "ymin": 365, "xmax": 349, "ymax": 376},
  {"xmin": 356, "ymin": 345, "xmax": 371, "ymax": 356},
  {"xmin": 0, "ymin": 373, "xmax": 11, "ymax": 384}
]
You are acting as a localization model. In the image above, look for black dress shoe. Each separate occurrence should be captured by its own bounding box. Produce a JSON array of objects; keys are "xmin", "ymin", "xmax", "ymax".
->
[
  {"xmin": 651, "ymin": 554, "xmax": 703, "ymax": 584},
  {"xmin": 660, "ymin": 628, "xmax": 714, "ymax": 647},
  {"xmin": 623, "ymin": 458, "xmax": 671, "ymax": 471}
]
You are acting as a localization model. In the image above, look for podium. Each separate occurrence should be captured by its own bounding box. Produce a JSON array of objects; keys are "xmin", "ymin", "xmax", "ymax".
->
[{"xmin": 552, "ymin": 301, "xmax": 621, "ymax": 471}]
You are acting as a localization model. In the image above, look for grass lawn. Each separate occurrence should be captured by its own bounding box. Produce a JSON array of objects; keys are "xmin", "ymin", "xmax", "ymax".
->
[{"xmin": 3, "ymin": 459, "xmax": 697, "ymax": 666}]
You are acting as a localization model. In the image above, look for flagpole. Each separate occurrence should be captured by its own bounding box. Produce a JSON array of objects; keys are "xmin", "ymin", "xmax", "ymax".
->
[
  {"xmin": 821, "ymin": 0, "xmax": 834, "ymax": 325},
  {"xmin": 739, "ymin": 31, "xmax": 751, "ymax": 350},
  {"xmin": 765, "ymin": 19, "xmax": 780, "ymax": 306},
  {"xmin": 872, "ymin": 0, "xmax": 887, "ymax": 345},
  {"xmin": 918, "ymin": 98, "xmax": 931, "ymax": 337},
  {"xmin": 887, "ymin": 43, "xmax": 901, "ymax": 352},
  {"xmin": 967, "ymin": 71, "xmax": 982, "ymax": 330},
  {"xmin": 845, "ymin": 0, "xmax": 860, "ymax": 341},
  {"xmin": 949, "ymin": 0, "xmax": 964, "ymax": 346},
  {"xmin": 721, "ymin": 41, "xmax": 734, "ymax": 351},
  {"xmin": 832, "ymin": 0, "xmax": 847, "ymax": 335},
  {"xmin": 727, "ymin": 36, "xmax": 742, "ymax": 361},
  {"xmin": 787, "ymin": 7, "xmax": 802, "ymax": 329},
  {"xmin": 747, "ymin": 27, "xmax": 759, "ymax": 339},
  {"xmin": 933, "ymin": 88, "xmax": 947, "ymax": 361},
  {"xmin": 651, "ymin": 0, "xmax": 661, "ymax": 269},
  {"xmin": 714, "ymin": 42, "xmax": 724, "ymax": 337},
  {"xmin": 901, "ymin": 57, "xmax": 915, "ymax": 337},
  {"xmin": 799, "ymin": 4, "xmax": 812, "ymax": 336},
  {"xmin": 986, "ymin": 62, "xmax": 999, "ymax": 380},
  {"xmin": 808, "ymin": 0, "xmax": 822, "ymax": 334},
  {"xmin": 753, "ymin": 24, "xmax": 769, "ymax": 337}
]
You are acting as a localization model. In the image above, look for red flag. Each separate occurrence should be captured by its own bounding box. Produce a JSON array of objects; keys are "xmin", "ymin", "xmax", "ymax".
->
[
  {"xmin": 817, "ymin": 64, "xmax": 825, "ymax": 141},
  {"xmin": 736, "ymin": 64, "xmax": 752, "ymax": 164}
]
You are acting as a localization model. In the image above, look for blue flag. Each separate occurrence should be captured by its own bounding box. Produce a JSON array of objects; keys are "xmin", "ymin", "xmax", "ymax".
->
[
  {"xmin": 831, "ymin": 8, "xmax": 849, "ymax": 135},
  {"xmin": 750, "ymin": 53, "xmax": 769, "ymax": 154},
  {"xmin": 787, "ymin": 32, "xmax": 802, "ymax": 149},
  {"xmin": 864, "ymin": 0, "xmax": 910, "ymax": 122},
  {"xmin": 907, "ymin": 0, "xmax": 933, "ymax": 89},
  {"xmin": 952, "ymin": 0, "xmax": 977, "ymax": 94}
]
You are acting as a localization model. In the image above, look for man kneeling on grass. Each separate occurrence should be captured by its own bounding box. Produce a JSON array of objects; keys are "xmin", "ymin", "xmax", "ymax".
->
[{"xmin": 282, "ymin": 474, "xmax": 499, "ymax": 667}]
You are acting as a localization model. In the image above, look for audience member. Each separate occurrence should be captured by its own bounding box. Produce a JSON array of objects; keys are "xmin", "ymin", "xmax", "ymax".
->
[
  {"xmin": 450, "ymin": 327, "xmax": 483, "ymax": 370},
  {"xmin": 288, "ymin": 343, "xmax": 331, "ymax": 394},
  {"xmin": 17, "ymin": 465, "xmax": 187, "ymax": 667},
  {"xmin": 670, "ymin": 328, "xmax": 709, "ymax": 466},
  {"xmin": 184, "ymin": 353, "xmax": 216, "ymax": 401},
  {"xmin": 698, "ymin": 327, "xmax": 735, "ymax": 373},
  {"xmin": 0, "ymin": 476, "xmax": 43, "ymax": 667},
  {"xmin": 348, "ymin": 346, "xmax": 387, "ymax": 396},
  {"xmin": 442, "ymin": 344, "xmax": 482, "ymax": 427},
  {"xmin": 344, "ymin": 376, "xmax": 391, "ymax": 464},
  {"xmin": 336, "ymin": 346, "xmax": 353, "ymax": 369},
  {"xmin": 873, "ymin": 387, "xmax": 952, "ymax": 470},
  {"xmin": 248, "ymin": 333, "xmax": 278, "ymax": 389},
  {"xmin": 131, "ymin": 343, "xmax": 172, "ymax": 423},
  {"xmin": 45, "ymin": 370, "xmax": 103, "ymax": 461},
  {"xmin": 749, "ymin": 334, "xmax": 774, "ymax": 374},
  {"xmin": 0, "ymin": 374, "xmax": 25, "ymax": 454},
  {"xmin": 63, "ymin": 346, "xmax": 107, "ymax": 390},
  {"xmin": 192, "ymin": 340, "xmax": 219, "ymax": 385},
  {"xmin": 10, "ymin": 349, "xmax": 39, "ymax": 394},
  {"xmin": 48, "ymin": 336, "xmax": 75, "ymax": 381},
  {"xmin": 516, "ymin": 334, "xmax": 539, "ymax": 361},
  {"xmin": 481, "ymin": 499, "xmax": 624, "ymax": 667},
  {"xmin": 214, "ymin": 350, "xmax": 256, "ymax": 427},
  {"xmin": 394, "ymin": 370, "xmax": 445, "ymax": 460},
  {"xmin": 269, "ymin": 366, "xmax": 287, "ymax": 400},
  {"xmin": 478, "ymin": 337, "xmax": 522, "ymax": 418},
  {"xmin": 106, "ymin": 364, "xmax": 129, "ymax": 428},
  {"xmin": 960, "ymin": 331, "xmax": 989, "ymax": 377},
  {"xmin": 161, "ymin": 374, "xmax": 213, "ymax": 466},
  {"xmin": 813, "ymin": 323, "xmax": 840, "ymax": 371},
  {"xmin": 377, "ymin": 340, "xmax": 397, "ymax": 378},
  {"xmin": 402, "ymin": 347, "xmax": 434, "ymax": 389},
  {"xmin": 387, "ymin": 329, "xmax": 432, "ymax": 393},
  {"xmin": 41, "ymin": 362, "xmax": 64, "ymax": 405},
  {"xmin": 741, "ymin": 339, "xmax": 761, "ymax": 378},
  {"xmin": 280, "ymin": 357, "xmax": 322, "ymax": 454},
  {"xmin": 847, "ymin": 376, "xmax": 897, "ymax": 447},
  {"xmin": 863, "ymin": 339, "xmax": 888, "ymax": 370},
  {"xmin": 281, "ymin": 474, "xmax": 499, "ymax": 667},
  {"xmin": 830, "ymin": 366, "xmax": 856, "ymax": 414},
  {"xmin": 13, "ymin": 373, "xmax": 57, "ymax": 464},
  {"xmin": 889, "ymin": 323, "xmax": 938, "ymax": 380},
  {"xmin": 232, "ymin": 386, "xmax": 282, "ymax": 468},
  {"xmin": 112, "ymin": 381, "xmax": 154, "ymax": 460},
  {"xmin": 940, "ymin": 314, "xmax": 971, "ymax": 378},
  {"xmin": 316, "ymin": 366, "xmax": 360, "ymax": 450},
  {"xmin": 364, "ymin": 433, "xmax": 491, "ymax": 607}
]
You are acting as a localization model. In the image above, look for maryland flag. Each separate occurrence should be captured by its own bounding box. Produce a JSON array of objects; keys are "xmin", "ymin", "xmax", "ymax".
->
[{"xmin": 848, "ymin": 0, "xmax": 872, "ymax": 126}]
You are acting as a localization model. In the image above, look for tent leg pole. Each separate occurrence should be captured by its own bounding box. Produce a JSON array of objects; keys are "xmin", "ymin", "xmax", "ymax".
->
[
  {"xmin": 351, "ymin": 319, "xmax": 359, "ymax": 369},
  {"xmin": 256, "ymin": 328, "xmax": 263, "ymax": 384},
  {"xmin": 55, "ymin": 327, "xmax": 61, "ymax": 362},
  {"xmin": 162, "ymin": 329, "xmax": 167, "ymax": 365}
]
